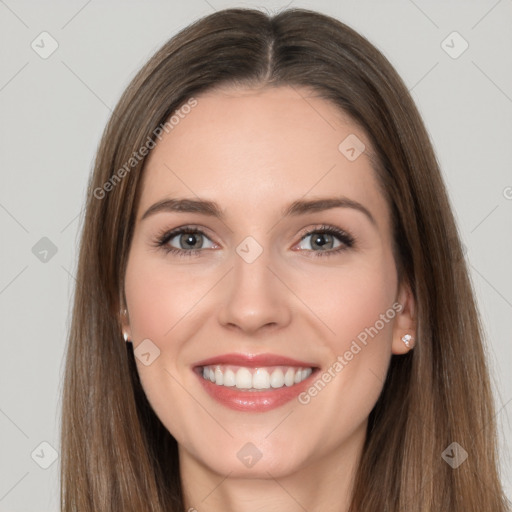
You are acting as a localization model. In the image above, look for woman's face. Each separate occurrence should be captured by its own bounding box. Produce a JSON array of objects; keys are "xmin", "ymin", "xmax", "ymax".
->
[{"xmin": 122, "ymin": 85, "xmax": 415, "ymax": 478}]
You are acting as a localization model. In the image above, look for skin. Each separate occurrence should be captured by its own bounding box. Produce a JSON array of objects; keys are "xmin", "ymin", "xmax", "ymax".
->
[{"xmin": 121, "ymin": 85, "xmax": 416, "ymax": 512}]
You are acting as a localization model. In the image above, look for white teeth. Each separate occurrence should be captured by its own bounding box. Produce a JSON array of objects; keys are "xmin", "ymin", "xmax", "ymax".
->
[
  {"xmin": 235, "ymin": 368, "xmax": 253, "ymax": 389},
  {"xmin": 214, "ymin": 366, "xmax": 223, "ymax": 385},
  {"xmin": 201, "ymin": 364, "xmax": 313, "ymax": 390},
  {"xmin": 284, "ymin": 368, "xmax": 295, "ymax": 386},
  {"xmin": 223, "ymin": 369, "xmax": 236, "ymax": 387},
  {"xmin": 252, "ymin": 368, "xmax": 270, "ymax": 389},
  {"xmin": 270, "ymin": 368, "xmax": 285, "ymax": 388}
]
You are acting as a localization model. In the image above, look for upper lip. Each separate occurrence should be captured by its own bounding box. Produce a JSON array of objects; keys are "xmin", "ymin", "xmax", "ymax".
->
[{"xmin": 194, "ymin": 352, "xmax": 317, "ymax": 368}]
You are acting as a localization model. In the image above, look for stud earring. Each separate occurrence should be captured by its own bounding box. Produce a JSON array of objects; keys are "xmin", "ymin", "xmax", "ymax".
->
[
  {"xmin": 123, "ymin": 332, "xmax": 129, "ymax": 342},
  {"xmin": 401, "ymin": 334, "xmax": 414, "ymax": 348}
]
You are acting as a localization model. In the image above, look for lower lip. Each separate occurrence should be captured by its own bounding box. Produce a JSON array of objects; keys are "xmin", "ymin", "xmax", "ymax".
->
[{"xmin": 194, "ymin": 368, "xmax": 317, "ymax": 412}]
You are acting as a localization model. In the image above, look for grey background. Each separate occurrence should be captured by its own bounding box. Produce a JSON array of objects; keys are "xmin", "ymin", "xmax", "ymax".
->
[{"xmin": 0, "ymin": 0, "xmax": 511, "ymax": 510}]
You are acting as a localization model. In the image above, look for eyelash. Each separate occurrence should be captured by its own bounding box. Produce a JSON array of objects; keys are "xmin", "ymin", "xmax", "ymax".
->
[{"xmin": 153, "ymin": 224, "xmax": 356, "ymax": 258}]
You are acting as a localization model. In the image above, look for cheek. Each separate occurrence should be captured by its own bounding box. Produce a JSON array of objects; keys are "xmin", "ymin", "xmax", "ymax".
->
[
  {"xmin": 296, "ymin": 252, "xmax": 397, "ymax": 410},
  {"xmin": 123, "ymin": 251, "xmax": 197, "ymax": 439},
  {"xmin": 290, "ymin": 258, "xmax": 397, "ymax": 444},
  {"xmin": 124, "ymin": 250, "xmax": 206, "ymax": 341},
  {"xmin": 295, "ymin": 251, "xmax": 398, "ymax": 354}
]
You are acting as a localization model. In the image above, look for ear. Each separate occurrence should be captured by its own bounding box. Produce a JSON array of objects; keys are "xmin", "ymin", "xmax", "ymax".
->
[
  {"xmin": 391, "ymin": 280, "xmax": 416, "ymax": 355},
  {"xmin": 120, "ymin": 307, "xmax": 132, "ymax": 342}
]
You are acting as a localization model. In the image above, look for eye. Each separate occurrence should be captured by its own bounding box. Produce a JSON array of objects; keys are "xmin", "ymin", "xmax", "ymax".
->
[
  {"xmin": 154, "ymin": 226, "xmax": 216, "ymax": 257},
  {"xmin": 153, "ymin": 223, "xmax": 355, "ymax": 258},
  {"xmin": 295, "ymin": 224, "xmax": 355, "ymax": 257}
]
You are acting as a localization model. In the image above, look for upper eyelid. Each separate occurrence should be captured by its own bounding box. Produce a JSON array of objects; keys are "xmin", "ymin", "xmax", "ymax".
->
[{"xmin": 161, "ymin": 225, "xmax": 215, "ymax": 242}]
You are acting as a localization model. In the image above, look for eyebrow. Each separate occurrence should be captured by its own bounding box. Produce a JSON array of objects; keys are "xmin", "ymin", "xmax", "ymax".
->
[{"xmin": 141, "ymin": 196, "xmax": 376, "ymax": 226}]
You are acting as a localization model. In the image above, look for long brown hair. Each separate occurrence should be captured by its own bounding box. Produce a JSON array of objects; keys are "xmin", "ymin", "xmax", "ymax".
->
[{"xmin": 60, "ymin": 7, "xmax": 510, "ymax": 511}]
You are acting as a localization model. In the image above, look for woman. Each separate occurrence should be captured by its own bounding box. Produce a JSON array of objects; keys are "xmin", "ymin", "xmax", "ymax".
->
[{"xmin": 60, "ymin": 7, "xmax": 510, "ymax": 511}]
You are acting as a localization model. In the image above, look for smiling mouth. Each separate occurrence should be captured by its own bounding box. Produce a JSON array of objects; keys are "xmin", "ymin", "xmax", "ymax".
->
[{"xmin": 197, "ymin": 364, "xmax": 313, "ymax": 391}]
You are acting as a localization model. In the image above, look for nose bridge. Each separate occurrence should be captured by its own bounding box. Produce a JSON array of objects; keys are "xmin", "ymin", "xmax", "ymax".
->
[
  {"xmin": 216, "ymin": 234, "xmax": 292, "ymax": 333},
  {"xmin": 233, "ymin": 235, "xmax": 273, "ymax": 291}
]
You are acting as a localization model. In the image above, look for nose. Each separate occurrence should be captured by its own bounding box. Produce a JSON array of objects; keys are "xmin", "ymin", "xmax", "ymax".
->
[{"xmin": 217, "ymin": 243, "xmax": 292, "ymax": 336}]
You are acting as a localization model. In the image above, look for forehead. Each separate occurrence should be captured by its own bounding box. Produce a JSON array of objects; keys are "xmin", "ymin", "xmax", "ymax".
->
[{"xmin": 138, "ymin": 85, "xmax": 387, "ymax": 226}]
